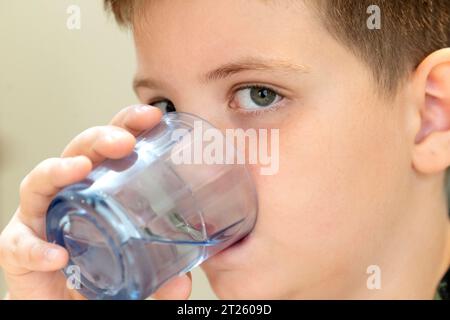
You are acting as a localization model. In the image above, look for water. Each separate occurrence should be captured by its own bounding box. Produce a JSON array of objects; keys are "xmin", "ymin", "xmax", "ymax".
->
[{"xmin": 58, "ymin": 191, "xmax": 245, "ymax": 299}]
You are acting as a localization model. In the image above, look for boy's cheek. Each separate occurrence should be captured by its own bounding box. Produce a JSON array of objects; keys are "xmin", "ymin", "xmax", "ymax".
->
[{"xmin": 258, "ymin": 97, "xmax": 405, "ymax": 228}]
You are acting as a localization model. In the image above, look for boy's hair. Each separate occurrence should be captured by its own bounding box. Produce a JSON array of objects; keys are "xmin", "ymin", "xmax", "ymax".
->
[{"xmin": 104, "ymin": 0, "xmax": 450, "ymax": 94}]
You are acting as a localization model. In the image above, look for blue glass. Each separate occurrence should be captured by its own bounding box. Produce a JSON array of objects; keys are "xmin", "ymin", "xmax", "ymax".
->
[{"xmin": 46, "ymin": 112, "xmax": 258, "ymax": 300}]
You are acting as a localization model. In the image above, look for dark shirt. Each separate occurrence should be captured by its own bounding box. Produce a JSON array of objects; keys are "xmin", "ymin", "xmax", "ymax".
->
[{"xmin": 436, "ymin": 268, "xmax": 449, "ymax": 300}]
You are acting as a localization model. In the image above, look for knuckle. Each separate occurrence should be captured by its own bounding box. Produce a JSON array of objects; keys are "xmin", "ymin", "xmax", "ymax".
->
[
  {"xmin": 89, "ymin": 126, "xmax": 108, "ymax": 136},
  {"xmin": 0, "ymin": 221, "xmax": 25, "ymax": 266},
  {"xmin": 19, "ymin": 175, "xmax": 31, "ymax": 198},
  {"xmin": 11, "ymin": 233, "xmax": 23, "ymax": 253},
  {"xmin": 47, "ymin": 158, "xmax": 64, "ymax": 177},
  {"xmin": 105, "ymin": 125, "xmax": 125, "ymax": 134},
  {"xmin": 86, "ymin": 126, "xmax": 102, "ymax": 134},
  {"xmin": 120, "ymin": 105, "xmax": 134, "ymax": 115},
  {"xmin": 71, "ymin": 127, "xmax": 101, "ymax": 145},
  {"xmin": 40, "ymin": 158, "xmax": 60, "ymax": 176},
  {"xmin": 27, "ymin": 241, "xmax": 41, "ymax": 265},
  {"xmin": 0, "ymin": 230, "xmax": 16, "ymax": 266},
  {"xmin": 19, "ymin": 158, "xmax": 60, "ymax": 199},
  {"xmin": 14, "ymin": 234, "xmax": 37, "ymax": 266},
  {"xmin": 82, "ymin": 126, "xmax": 112, "ymax": 144}
]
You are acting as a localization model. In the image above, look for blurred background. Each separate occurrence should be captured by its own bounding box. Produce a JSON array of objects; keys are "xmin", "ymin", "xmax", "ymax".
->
[{"xmin": 0, "ymin": 0, "xmax": 216, "ymax": 299}]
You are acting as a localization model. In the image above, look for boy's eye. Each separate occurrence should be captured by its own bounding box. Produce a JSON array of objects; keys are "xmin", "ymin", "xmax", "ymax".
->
[
  {"xmin": 151, "ymin": 99, "xmax": 176, "ymax": 113},
  {"xmin": 231, "ymin": 86, "xmax": 283, "ymax": 111}
]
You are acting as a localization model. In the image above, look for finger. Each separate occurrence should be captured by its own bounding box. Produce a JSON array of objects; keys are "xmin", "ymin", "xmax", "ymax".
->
[
  {"xmin": 152, "ymin": 272, "xmax": 192, "ymax": 300},
  {"xmin": 109, "ymin": 104, "xmax": 162, "ymax": 136},
  {"xmin": 0, "ymin": 226, "xmax": 68, "ymax": 275},
  {"xmin": 68, "ymin": 289, "xmax": 88, "ymax": 300},
  {"xmin": 61, "ymin": 125, "xmax": 136, "ymax": 165},
  {"xmin": 18, "ymin": 156, "xmax": 92, "ymax": 233}
]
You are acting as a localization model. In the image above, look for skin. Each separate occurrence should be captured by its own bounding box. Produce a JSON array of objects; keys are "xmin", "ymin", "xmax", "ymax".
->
[{"xmin": 1, "ymin": 0, "xmax": 450, "ymax": 299}]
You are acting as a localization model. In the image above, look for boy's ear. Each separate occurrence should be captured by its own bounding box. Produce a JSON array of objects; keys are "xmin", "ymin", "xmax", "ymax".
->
[{"xmin": 412, "ymin": 48, "xmax": 450, "ymax": 174}]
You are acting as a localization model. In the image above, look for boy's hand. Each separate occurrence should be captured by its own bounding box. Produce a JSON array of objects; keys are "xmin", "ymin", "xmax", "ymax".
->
[{"xmin": 0, "ymin": 105, "xmax": 192, "ymax": 300}]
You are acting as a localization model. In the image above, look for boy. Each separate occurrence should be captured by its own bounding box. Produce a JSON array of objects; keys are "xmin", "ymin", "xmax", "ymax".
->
[{"xmin": 0, "ymin": 0, "xmax": 449, "ymax": 299}]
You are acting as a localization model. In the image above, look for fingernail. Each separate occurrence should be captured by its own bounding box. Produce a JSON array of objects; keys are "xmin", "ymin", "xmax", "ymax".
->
[
  {"xmin": 45, "ymin": 248, "xmax": 59, "ymax": 261},
  {"xmin": 134, "ymin": 104, "xmax": 152, "ymax": 114}
]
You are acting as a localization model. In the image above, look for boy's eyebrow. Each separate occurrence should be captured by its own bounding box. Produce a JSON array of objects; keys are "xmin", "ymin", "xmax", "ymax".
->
[
  {"xmin": 133, "ymin": 57, "xmax": 309, "ymax": 92},
  {"xmin": 200, "ymin": 57, "xmax": 309, "ymax": 83}
]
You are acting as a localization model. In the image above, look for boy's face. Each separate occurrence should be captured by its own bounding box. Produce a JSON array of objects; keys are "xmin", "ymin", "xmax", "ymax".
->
[{"xmin": 133, "ymin": 0, "xmax": 417, "ymax": 298}]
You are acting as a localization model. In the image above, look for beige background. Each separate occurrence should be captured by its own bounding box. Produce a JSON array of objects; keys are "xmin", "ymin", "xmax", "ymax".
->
[{"xmin": 0, "ymin": 0, "xmax": 216, "ymax": 299}]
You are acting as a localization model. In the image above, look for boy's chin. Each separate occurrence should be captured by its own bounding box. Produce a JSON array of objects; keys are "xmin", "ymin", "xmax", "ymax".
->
[
  {"xmin": 202, "ymin": 269, "xmax": 275, "ymax": 300},
  {"xmin": 201, "ymin": 239, "xmax": 282, "ymax": 299}
]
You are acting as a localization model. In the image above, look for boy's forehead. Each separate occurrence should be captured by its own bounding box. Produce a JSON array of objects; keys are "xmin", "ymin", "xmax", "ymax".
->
[
  {"xmin": 132, "ymin": 0, "xmax": 314, "ymax": 42},
  {"xmin": 132, "ymin": 0, "xmax": 319, "ymax": 74}
]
